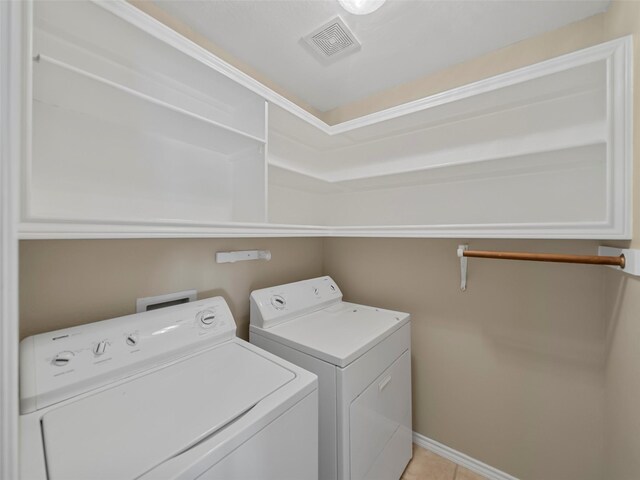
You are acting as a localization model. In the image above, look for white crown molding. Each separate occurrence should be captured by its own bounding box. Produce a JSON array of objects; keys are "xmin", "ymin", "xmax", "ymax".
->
[
  {"xmin": 412, "ymin": 432, "xmax": 519, "ymax": 480},
  {"xmin": 94, "ymin": 0, "xmax": 634, "ymax": 140},
  {"xmin": 94, "ymin": 0, "xmax": 331, "ymax": 133},
  {"xmin": 96, "ymin": 2, "xmax": 631, "ymax": 139},
  {"xmin": 330, "ymin": 36, "xmax": 631, "ymax": 135}
]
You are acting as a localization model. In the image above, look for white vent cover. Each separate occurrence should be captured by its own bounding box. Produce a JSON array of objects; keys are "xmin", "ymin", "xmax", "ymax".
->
[{"xmin": 302, "ymin": 16, "xmax": 361, "ymax": 63}]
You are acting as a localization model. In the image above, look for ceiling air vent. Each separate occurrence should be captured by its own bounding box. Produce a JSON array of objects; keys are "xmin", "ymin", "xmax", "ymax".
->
[{"xmin": 302, "ymin": 16, "xmax": 361, "ymax": 64}]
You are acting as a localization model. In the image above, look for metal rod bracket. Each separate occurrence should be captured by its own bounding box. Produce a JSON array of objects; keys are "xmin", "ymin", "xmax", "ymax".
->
[
  {"xmin": 457, "ymin": 244, "xmax": 469, "ymax": 291},
  {"xmin": 456, "ymin": 245, "xmax": 640, "ymax": 290},
  {"xmin": 598, "ymin": 246, "xmax": 640, "ymax": 276}
]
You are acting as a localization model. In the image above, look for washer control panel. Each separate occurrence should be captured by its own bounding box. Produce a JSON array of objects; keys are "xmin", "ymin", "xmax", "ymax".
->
[
  {"xmin": 250, "ymin": 276, "xmax": 343, "ymax": 329},
  {"xmin": 20, "ymin": 297, "xmax": 236, "ymax": 414}
]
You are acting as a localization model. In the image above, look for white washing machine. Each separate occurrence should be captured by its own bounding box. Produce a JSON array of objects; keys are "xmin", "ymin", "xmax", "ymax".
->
[
  {"xmin": 250, "ymin": 276, "xmax": 412, "ymax": 480},
  {"xmin": 20, "ymin": 297, "xmax": 318, "ymax": 480}
]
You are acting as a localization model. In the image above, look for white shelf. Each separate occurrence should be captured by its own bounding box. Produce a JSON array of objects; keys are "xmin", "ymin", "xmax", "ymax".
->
[
  {"xmin": 19, "ymin": 1, "xmax": 632, "ymax": 240},
  {"xmin": 34, "ymin": 0, "xmax": 266, "ymax": 141},
  {"xmin": 268, "ymin": 38, "xmax": 631, "ymax": 238},
  {"xmin": 25, "ymin": 0, "xmax": 269, "ymax": 228},
  {"xmin": 269, "ymin": 130, "xmax": 606, "ymax": 189},
  {"xmin": 34, "ymin": 55, "xmax": 265, "ymax": 153}
]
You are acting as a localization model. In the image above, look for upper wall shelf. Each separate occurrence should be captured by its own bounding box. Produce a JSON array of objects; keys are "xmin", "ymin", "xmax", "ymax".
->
[
  {"xmin": 18, "ymin": 0, "xmax": 633, "ymax": 239},
  {"xmin": 268, "ymin": 55, "xmax": 609, "ymax": 181},
  {"xmin": 34, "ymin": 54, "xmax": 265, "ymax": 151},
  {"xmin": 269, "ymin": 37, "xmax": 632, "ymax": 238},
  {"xmin": 34, "ymin": 1, "xmax": 266, "ymax": 141},
  {"xmin": 23, "ymin": 0, "xmax": 268, "ymax": 229}
]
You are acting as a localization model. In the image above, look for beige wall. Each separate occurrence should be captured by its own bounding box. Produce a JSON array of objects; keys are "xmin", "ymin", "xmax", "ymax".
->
[
  {"xmin": 324, "ymin": 238, "xmax": 605, "ymax": 480},
  {"xmin": 19, "ymin": 238, "xmax": 323, "ymax": 340},
  {"xmin": 604, "ymin": 271, "xmax": 640, "ymax": 480}
]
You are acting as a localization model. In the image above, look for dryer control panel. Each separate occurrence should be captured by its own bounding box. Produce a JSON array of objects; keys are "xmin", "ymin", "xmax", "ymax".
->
[
  {"xmin": 250, "ymin": 276, "xmax": 343, "ymax": 329},
  {"xmin": 20, "ymin": 297, "xmax": 236, "ymax": 414}
]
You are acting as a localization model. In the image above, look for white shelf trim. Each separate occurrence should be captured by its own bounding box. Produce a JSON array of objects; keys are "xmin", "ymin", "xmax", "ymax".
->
[
  {"xmin": 20, "ymin": 219, "xmax": 633, "ymax": 240},
  {"xmin": 270, "ymin": 133, "xmax": 606, "ymax": 185}
]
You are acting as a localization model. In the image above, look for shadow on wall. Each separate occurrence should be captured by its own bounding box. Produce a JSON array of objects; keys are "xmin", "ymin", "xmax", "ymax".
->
[
  {"xmin": 604, "ymin": 269, "xmax": 627, "ymax": 354},
  {"xmin": 603, "ymin": 268, "xmax": 640, "ymax": 479}
]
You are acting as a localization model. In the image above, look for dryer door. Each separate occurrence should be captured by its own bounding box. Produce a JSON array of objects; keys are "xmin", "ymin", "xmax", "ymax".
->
[
  {"xmin": 349, "ymin": 350, "xmax": 412, "ymax": 480},
  {"xmin": 40, "ymin": 342, "xmax": 294, "ymax": 480}
]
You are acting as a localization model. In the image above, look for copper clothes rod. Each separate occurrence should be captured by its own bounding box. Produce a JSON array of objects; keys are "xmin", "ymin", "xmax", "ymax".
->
[{"xmin": 462, "ymin": 249, "xmax": 626, "ymax": 268}]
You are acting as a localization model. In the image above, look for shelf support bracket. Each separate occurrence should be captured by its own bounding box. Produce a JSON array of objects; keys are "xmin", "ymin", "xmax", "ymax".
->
[{"xmin": 457, "ymin": 244, "xmax": 469, "ymax": 291}]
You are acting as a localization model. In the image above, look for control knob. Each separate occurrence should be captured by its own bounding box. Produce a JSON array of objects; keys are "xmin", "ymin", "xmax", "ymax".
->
[
  {"xmin": 271, "ymin": 295, "xmax": 286, "ymax": 310},
  {"xmin": 93, "ymin": 340, "xmax": 108, "ymax": 356},
  {"xmin": 126, "ymin": 333, "xmax": 139, "ymax": 346},
  {"xmin": 52, "ymin": 351, "xmax": 74, "ymax": 367},
  {"xmin": 198, "ymin": 310, "xmax": 217, "ymax": 327}
]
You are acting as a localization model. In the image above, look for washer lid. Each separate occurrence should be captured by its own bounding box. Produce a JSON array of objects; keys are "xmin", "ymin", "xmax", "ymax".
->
[
  {"xmin": 255, "ymin": 302, "xmax": 409, "ymax": 368},
  {"xmin": 41, "ymin": 342, "xmax": 295, "ymax": 480}
]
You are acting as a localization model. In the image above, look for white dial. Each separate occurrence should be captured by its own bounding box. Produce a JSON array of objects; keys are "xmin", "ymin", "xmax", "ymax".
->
[
  {"xmin": 271, "ymin": 295, "xmax": 286, "ymax": 310},
  {"xmin": 52, "ymin": 351, "xmax": 74, "ymax": 367},
  {"xmin": 197, "ymin": 310, "xmax": 217, "ymax": 327},
  {"xmin": 93, "ymin": 340, "xmax": 108, "ymax": 356},
  {"xmin": 125, "ymin": 333, "xmax": 139, "ymax": 346}
]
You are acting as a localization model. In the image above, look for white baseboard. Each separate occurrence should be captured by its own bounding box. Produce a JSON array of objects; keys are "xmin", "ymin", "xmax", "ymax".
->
[{"xmin": 412, "ymin": 432, "xmax": 519, "ymax": 480}]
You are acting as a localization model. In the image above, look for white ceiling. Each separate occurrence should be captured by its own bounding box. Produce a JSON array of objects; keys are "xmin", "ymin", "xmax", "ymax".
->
[{"xmin": 153, "ymin": 0, "xmax": 610, "ymax": 112}]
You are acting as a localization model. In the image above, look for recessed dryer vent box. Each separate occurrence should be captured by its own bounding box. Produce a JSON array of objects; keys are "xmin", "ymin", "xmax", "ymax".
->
[{"xmin": 136, "ymin": 290, "xmax": 197, "ymax": 313}]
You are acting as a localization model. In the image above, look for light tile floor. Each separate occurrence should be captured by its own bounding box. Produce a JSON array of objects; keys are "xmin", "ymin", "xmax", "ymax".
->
[{"xmin": 402, "ymin": 444, "xmax": 488, "ymax": 480}]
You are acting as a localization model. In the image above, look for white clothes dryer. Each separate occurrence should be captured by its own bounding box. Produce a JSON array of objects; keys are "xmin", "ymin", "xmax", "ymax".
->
[
  {"xmin": 250, "ymin": 276, "xmax": 412, "ymax": 480},
  {"xmin": 20, "ymin": 297, "xmax": 318, "ymax": 480}
]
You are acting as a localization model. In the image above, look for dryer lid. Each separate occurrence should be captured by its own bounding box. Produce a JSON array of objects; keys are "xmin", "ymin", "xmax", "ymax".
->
[
  {"xmin": 40, "ymin": 342, "xmax": 295, "ymax": 480},
  {"xmin": 254, "ymin": 302, "xmax": 409, "ymax": 368}
]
